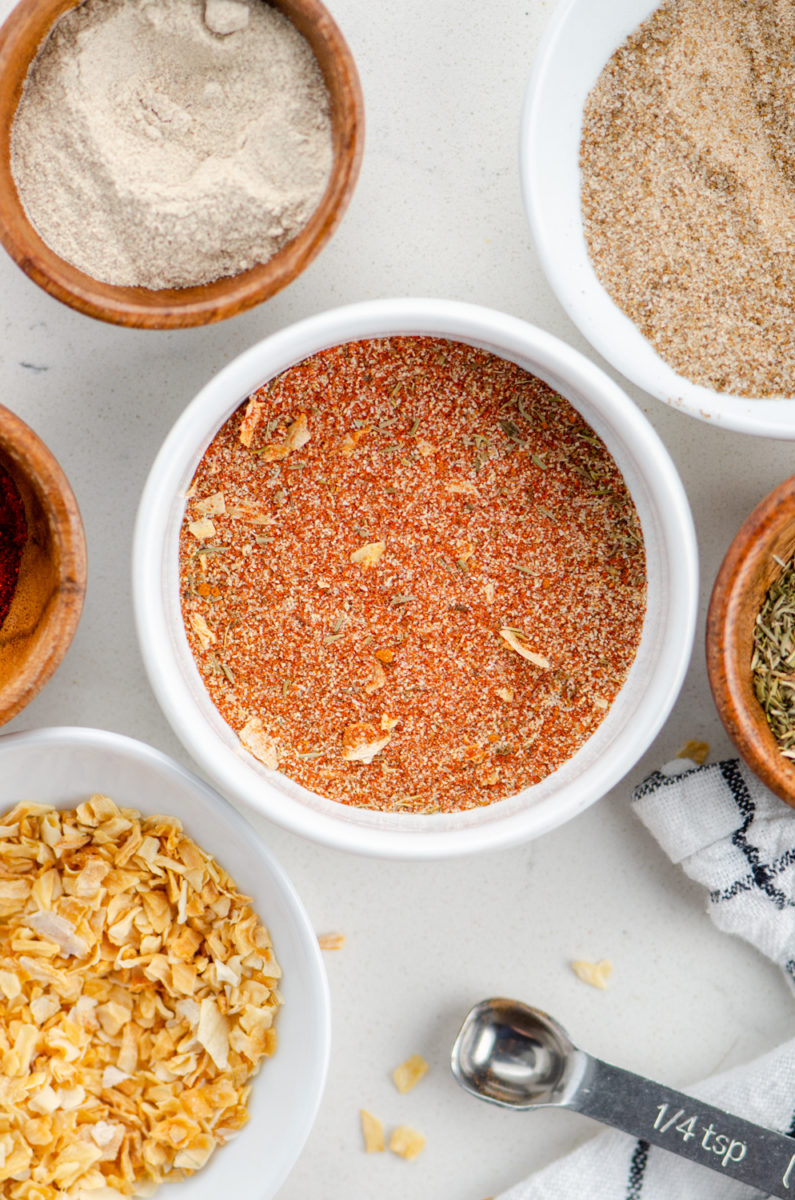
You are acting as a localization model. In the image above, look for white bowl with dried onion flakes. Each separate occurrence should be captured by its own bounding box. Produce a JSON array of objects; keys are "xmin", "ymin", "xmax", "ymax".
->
[
  {"xmin": 133, "ymin": 298, "xmax": 697, "ymax": 858},
  {"xmin": 0, "ymin": 725, "xmax": 329, "ymax": 1200}
]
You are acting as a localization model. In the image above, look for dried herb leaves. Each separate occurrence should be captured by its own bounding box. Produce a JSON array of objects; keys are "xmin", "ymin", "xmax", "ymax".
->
[{"xmin": 753, "ymin": 557, "xmax": 795, "ymax": 757}]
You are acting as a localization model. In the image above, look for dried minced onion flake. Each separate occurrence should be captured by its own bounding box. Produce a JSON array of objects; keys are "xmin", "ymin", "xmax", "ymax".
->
[
  {"xmin": 339, "ymin": 427, "xmax": 369, "ymax": 457},
  {"xmin": 363, "ymin": 660, "xmax": 386, "ymax": 695},
  {"xmin": 341, "ymin": 722, "xmax": 391, "ymax": 764},
  {"xmin": 25, "ymin": 909, "xmax": 89, "ymax": 957},
  {"xmin": 445, "ymin": 480, "xmax": 478, "ymax": 495},
  {"xmin": 189, "ymin": 612, "xmax": 216, "ymax": 650},
  {"xmin": 676, "ymin": 739, "xmax": 710, "ymax": 766},
  {"xmin": 193, "ymin": 492, "xmax": 226, "ymax": 518},
  {"xmin": 359, "ymin": 1109, "xmax": 384, "ymax": 1153},
  {"xmin": 102, "ymin": 1066, "xmax": 130, "ymax": 1089},
  {"xmin": 187, "ymin": 517, "xmax": 216, "ymax": 541},
  {"xmin": 197, "ymin": 997, "xmax": 231, "ymax": 1069},
  {"xmin": 0, "ymin": 796, "xmax": 281, "ymax": 1199},
  {"xmin": 260, "ymin": 413, "xmax": 311, "ymax": 462},
  {"xmin": 350, "ymin": 540, "xmax": 385, "ymax": 569},
  {"xmin": 317, "ymin": 931, "xmax": 345, "ymax": 951},
  {"xmin": 498, "ymin": 627, "xmax": 551, "ymax": 669},
  {"xmin": 392, "ymin": 1053, "xmax": 428, "ymax": 1094},
  {"xmin": 238, "ymin": 716, "xmax": 279, "ymax": 770},
  {"xmin": 239, "ymin": 396, "xmax": 262, "ymax": 447},
  {"xmin": 389, "ymin": 1124, "xmax": 426, "ymax": 1160},
  {"xmin": 571, "ymin": 958, "xmax": 613, "ymax": 990}
]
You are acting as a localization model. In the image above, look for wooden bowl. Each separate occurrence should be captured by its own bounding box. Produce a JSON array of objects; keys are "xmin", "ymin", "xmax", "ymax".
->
[
  {"xmin": 0, "ymin": 403, "xmax": 86, "ymax": 726},
  {"xmin": 0, "ymin": 0, "xmax": 363, "ymax": 329},
  {"xmin": 706, "ymin": 476, "xmax": 795, "ymax": 807}
]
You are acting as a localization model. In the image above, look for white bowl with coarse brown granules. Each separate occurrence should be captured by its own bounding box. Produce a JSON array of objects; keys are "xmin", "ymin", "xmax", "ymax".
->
[
  {"xmin": 521, "ymin": 0, "xmax": 795, "ymax": 436},
  {"xmin": 0, "ymin": 725, "xmax": 330, "ymax": 1199},
  {"xmin": 133, "ymin": 298, "xmax": 698, "ymax": 859}
]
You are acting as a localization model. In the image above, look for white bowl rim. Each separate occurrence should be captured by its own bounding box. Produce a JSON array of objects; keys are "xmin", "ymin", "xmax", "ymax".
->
[
  {"xmin": 133, "ymin": 296, "xmax": 698, "ymax": 859},
  {"xmin": 519, "ymin": 0, "xmax": 795, "ymax": 439},
  {"xmin": 0, "ymin": 723, "xmax": 331, "ymax": 1198}
]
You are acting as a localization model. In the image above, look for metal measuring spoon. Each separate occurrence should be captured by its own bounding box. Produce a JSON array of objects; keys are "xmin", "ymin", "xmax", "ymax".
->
[{"xmin": 451, "ymin": 998, "xmax": 795, "ymax": 1197}]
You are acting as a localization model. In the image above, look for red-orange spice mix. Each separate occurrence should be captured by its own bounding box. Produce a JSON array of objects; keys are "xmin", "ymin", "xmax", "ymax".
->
[{"xmin": 178, "ymin": 336, "xmax": 646, "ymax": 814}]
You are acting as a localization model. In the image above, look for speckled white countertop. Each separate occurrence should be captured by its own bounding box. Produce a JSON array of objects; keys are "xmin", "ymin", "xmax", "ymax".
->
[{"xmin": 2, "ymin": 0, "xmax": 794, "ymax": 1197}]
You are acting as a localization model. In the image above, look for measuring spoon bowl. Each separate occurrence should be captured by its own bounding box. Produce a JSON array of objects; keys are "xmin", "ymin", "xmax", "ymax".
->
[
  {"xmin": 450, "ymin": 997, "xmax": 587, "ymax": 1109},
  {"xmin": 451, "ymin": 998, "xmax": 795, "ymax": 1199}
]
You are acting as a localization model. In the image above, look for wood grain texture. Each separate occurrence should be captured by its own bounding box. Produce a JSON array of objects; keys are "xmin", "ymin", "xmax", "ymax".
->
[
  {"xmin": 0, "ymin": 403, "xmax": 86, "ymax": 726},
  {"xmin": 0, "ymin": 0, "xmax": 364, "ymax": 329},
  {"xmin": 706, "ymin": 475, "xmax": 795, "ymax": 808}
]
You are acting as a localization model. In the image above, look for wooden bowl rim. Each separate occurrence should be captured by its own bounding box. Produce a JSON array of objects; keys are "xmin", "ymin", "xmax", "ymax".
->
[
  {"xmin": 706, "ymin": 474, "xmax": 795, "ymax": 805},
  {"xmin": 0, "ymin": 402, "xmax": 87, "ymax": 724},
  {"xmin": 0, "ymin": 0, "xmax": 364, "ymax": 329}
]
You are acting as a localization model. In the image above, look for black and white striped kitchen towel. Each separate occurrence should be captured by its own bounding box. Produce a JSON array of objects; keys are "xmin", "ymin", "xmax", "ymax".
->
[{"xmin": 496, "ymin": 757, "xmax": 795, "ymax": 1200}]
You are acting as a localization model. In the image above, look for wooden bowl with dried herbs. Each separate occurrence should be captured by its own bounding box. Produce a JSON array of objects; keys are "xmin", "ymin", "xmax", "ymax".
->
[
  {"xmin": 707, "ymin": 476, "xmax": 795, "ymax": 807},
  {"xmin": 0, "ymin": 403, "xmax": 86, "ymax": 725}
]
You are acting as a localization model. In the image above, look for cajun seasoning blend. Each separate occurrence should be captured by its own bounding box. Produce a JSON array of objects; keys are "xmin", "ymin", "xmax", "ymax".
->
[
  {"xmin": 179, "ymin": 337, "xmax": 646, "ymax": 814},
  {"xmin": 0, "ymin": 463, "xmax": 27, "ymax": 632}
]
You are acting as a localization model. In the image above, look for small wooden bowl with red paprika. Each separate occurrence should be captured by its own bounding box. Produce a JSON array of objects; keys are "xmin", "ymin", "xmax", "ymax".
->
[{"xmin": 0, "ymin": 403, "xmax": 86, "ymax": 726}]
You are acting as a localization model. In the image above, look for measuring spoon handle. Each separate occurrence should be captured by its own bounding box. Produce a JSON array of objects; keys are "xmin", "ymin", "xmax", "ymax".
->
[{"xmin": 571, "ymin": 1056, "xmax": 795, "ymax": 1198}]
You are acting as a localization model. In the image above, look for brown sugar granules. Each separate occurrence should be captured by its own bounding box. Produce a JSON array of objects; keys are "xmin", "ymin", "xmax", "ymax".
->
[
  {"xmin": 178, "ymin": 336, "xmax": 646, "ymax": 814},
  {"xmin": 581, "ymin": 0, "xmax": 795, "ymax": 398}
]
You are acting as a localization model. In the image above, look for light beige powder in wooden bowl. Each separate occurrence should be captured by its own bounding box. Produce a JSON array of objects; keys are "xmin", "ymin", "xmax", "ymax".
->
[
  {"xmin": 581, "ymin": 0, "xmax": 795, "ymax": 398},
  {"xmin": 11, "ymin": 0, "xmax": 333, "ymax": 290}
]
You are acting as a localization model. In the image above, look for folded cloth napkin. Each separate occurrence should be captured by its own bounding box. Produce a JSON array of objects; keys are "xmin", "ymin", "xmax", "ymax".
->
[
  {"xmin": 634, "ymin": 758, "xmax": 795, "ymax": 992},
  {"xmin": 496, "ymin": 757, "xmax": 795, "ymax": 1200}
]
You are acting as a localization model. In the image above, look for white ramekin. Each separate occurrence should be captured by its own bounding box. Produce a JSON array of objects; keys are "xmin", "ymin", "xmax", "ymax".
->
[
  {"xmin": 0, "ymin": 725, "xmax": 330, "ymax": 1199},
  {"xmin": 133, "ymin": 298, "xmax": 698, "ymax": 858},
  {"xmin": 520, "ymin": 0, "xmax": 795, "ymax": 438}
]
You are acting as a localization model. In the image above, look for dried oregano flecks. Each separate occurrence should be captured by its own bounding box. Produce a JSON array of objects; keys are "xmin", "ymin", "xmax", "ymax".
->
[{"xmin": 752, "ymin": 558, "xmax": 795, "ymax": 757}]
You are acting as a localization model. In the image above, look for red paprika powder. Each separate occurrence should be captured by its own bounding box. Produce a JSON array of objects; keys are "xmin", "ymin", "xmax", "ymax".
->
[{"xmin": 0, "ymin": 463, "xmax": 27, "ymax": 630}]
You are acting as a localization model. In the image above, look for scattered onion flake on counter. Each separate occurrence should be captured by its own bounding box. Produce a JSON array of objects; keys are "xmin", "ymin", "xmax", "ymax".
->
[
  {"xmin": 179, "ymin": 336, "xmax": 647, "ymax": 814},
  {"xmin": 389, "ymin": 1125, "xmax": 426, "ymax": 1161},
  {"xmin": 0, "ymin": 795, "xmax": 281, "ymax": 1199},
  {"xmin": 358, "ymin": 1112, "xmax": 426, "ymax": 1161},
  {"xmin": 317, "ymin": 931, "xmax": 345, "ymax": 951},
  {"xmin": 571, "ymin": 958, "xmax": 613, "ymax": 990},
  {"xmin": 359, "ymin": 1109, "xmax": 384, "ymax": 1154},
  {"xmin": 676, "ymin": 739, "xmax": 710, "ymax": 765},
  {"xmin": 392, "ymin": 1053, "xmax": 428, "ymax": 1094}
]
